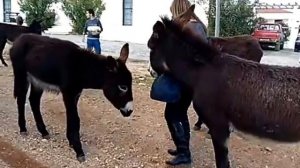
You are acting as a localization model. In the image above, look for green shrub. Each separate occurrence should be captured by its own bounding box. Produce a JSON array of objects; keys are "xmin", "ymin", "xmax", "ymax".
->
[
  {"xmin": 62, "ymin": 0, "xmax": 105, "ymax": 34},
  {"xmin": 18, "ymin": 0, "xmax": 57, "ymax": 30},
  {"xmin": 205, "ymin": 0, "xmax": 259, "ymax": 37}
]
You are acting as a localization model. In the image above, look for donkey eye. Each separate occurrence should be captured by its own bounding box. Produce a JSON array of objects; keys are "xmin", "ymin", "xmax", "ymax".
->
[{"xmin": 118, "ymin": 85, "xmax": 128, "ymax": 93}]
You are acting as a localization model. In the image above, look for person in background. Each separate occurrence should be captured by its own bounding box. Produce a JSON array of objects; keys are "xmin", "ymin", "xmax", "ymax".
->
[
  {"xmin": 16, "ymin": 14, "xmax": 23, "ymax": 26},
  {"xmin": 82, "ymin": 9, "xmax": 103, "ymax": 54}
]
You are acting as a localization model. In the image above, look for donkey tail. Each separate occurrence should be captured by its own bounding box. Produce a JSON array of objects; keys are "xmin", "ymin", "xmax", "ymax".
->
[{"xmin": 9, "ymin": 37, "xmax": 29, "ymax": 99}]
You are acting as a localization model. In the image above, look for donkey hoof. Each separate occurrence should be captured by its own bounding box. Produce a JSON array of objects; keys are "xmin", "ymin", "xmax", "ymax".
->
[
  {"xmin": 20, "ymin": 131, "xmax": 28, "ymax": 136},
  {"xmin": 42, "ymin": 134, "xmax": 50, "ymax": 140},
  {"xmin": 77, "ymin": 155, "xmax": 86, "ymax": 163}
]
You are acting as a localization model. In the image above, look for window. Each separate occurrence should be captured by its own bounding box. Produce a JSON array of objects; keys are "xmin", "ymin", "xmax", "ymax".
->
[
  {"xmin": 258, "ymin": 24, "xmax": 280, "ymax": 31},
  {"xmin": 123, "ymin": 0, "xmax": 133, "ymax": 26},
  {"xmin": 3, "ymin": 0, "xmax": 11, "ymax": 22}
]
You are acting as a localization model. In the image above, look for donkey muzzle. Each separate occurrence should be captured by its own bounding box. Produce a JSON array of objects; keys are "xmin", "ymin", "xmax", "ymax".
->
[{"xmin": 120, "ymin": 101, "xmax": 133, "ymax": 117}]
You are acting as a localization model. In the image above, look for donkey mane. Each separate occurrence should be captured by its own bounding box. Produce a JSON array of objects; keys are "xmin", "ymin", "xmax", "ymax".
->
[
  {"xmin": 160, "ymin": 16, "xmax": 220, "ymax": 63},
  {"xmin": 77, "ymin": 46, "xmax": 107, "ymax": 61}
]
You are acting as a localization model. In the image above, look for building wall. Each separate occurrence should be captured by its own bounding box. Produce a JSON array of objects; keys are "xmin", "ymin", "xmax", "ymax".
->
[
  {"xmin": 99, "ymin": 0, "xmax": 170, "ymax": 44},
  {"xmin": 11, "ymin": 0, "xmax": 20, "ymax": 12},
  {"xmin": 100, "ymin": 0, "xmax": 208, "ymax": 44},
  {"xmin": 43, "ymin": 0, "xmax": 208, "ymax": 44},
  {"xmin": 0, "ymin": 0, "xmax": 24, "ymax": 22},
  {"xmin": 288, "ymin": 7, "xmax": 300, "ymax": 49},
  {"xmin": 0, "ymin": 0, "xmax": 3, "ymax": 22}
]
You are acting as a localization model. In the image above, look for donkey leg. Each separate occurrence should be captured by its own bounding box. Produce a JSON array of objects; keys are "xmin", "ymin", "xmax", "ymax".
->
[
  {"xmin": 62, "ymin": 90, "xmax": 85, "ymax": 162},
  {"xmin": 193, "ymin": 108, "xmax": 204, "ymax": 131},
  {"xmin": 0, "ymin": 39, "xmax": 8, "ymax": 67},
  {"xmin": 193, "ymin": 118, "xmax": 203, "ymax": 130},
  {"xmin": 194, "ymin": 109, "xmax": 212, "ymax": 139},
  {"xmin": 29, "ymin": 85, "xmax": 49, "ymax": 139},
  {"xmin": 210, "ymin": 124, "xmax": 231, "ymax": 168},
  {"xmin": 16, "ymin": 82, "xmax": 29, "ymax": 135}
]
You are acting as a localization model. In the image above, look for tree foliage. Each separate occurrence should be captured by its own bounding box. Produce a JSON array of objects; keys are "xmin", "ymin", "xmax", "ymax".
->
[
  {"xmin": 198, "ymin": 0, "xmax": 261, "ymax": 37},
  {"xmin": 62, "ymin": 0, "xmax": 105, "ymax": 34},
  {"xmin": 18, "ymin": 0, "xmax": 57, "ymax": 30}
]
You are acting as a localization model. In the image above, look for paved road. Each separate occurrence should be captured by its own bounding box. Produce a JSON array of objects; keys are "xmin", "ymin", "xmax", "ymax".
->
[
  {"xmin": 261, "ymin": 49, "xmax": 300, "ymax": 67},
  {"xmin": 46, "ymin": 34, "xmax": 300, "ymax": 66},
  {"xmin": 45, "ymin": 34, "xmax": 150, "ymax": 61}
]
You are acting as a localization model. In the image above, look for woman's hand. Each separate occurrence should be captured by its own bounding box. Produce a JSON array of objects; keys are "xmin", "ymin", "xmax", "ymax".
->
[{"xmin": 148, "ymin": 62, "xmax": 158, "ymax": 78}]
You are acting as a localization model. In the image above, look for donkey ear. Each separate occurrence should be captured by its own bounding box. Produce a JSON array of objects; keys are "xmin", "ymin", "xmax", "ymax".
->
[
  {"xmin": 189, "ymin": 4, "xmax": 196, "ymax": 12},
  {"xmin": 182, "ymin": 4, "xmax": 195, "ymax": 17},
  {"xmin": 119, "ymin": 43, "xmax": 129, "ymax": 64},
  {"xmin": 153, "ymin": 21, "xmax": 165, "ymax": 34},
  {"xmin": 106, "ymin": 56, "xmax": 118, "ymax": 73}
]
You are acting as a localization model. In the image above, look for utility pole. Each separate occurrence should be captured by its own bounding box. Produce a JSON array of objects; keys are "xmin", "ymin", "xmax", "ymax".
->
[{"xmin": 215, "ymin": 0, "xmax": 220, "ymax": 37}]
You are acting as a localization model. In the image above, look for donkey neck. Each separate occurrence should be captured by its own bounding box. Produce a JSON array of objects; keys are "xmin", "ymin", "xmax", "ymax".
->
[
  {"xmin": 79, "ymin": 50, "xmax": 109, "ymax": 89},
  {"xmin": 163, "ymin": 38, "xmax": 222, "ymax": 90},
  {"xmin": 164, "ymin": 50, "xmax": 200, "ymax": 89}
]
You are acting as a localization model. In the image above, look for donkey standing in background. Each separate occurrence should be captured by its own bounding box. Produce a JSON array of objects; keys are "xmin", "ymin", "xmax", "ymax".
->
[
  {"xmin": 0, "ymin": 20, "xmax": 42, "ymax": 66},
  {"xmin": 148, "ymin": 17, "xmax": 300, "ymax": 168},
  {"xmin": 10, "ymin": 33, "xmax": 134, "ymax": 162}
]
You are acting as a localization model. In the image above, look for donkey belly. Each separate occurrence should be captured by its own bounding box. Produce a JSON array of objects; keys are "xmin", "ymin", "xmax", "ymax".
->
[
  {"xmin": 27, "ymin": 73, "xmax": 60, "ymax": 93},
  {"xmin": 25, "ymin": 53, "xmax": 63, "ymax": 93},
  {"xmin": 228, "ymin": 105, "xmax": 300, "ymax": 142}
]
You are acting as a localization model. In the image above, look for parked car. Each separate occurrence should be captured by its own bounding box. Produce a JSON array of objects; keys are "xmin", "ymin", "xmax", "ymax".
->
[
  {"xmin": 295, "ymin": 36, "xmax": 300, "ymax": 52},
  {"xmin": 252, "ymin": 23, "xmax": 285, "ymax": 51}
]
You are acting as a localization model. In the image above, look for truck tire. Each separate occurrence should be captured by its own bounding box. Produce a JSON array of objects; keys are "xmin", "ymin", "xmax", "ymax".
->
[
  {"xmin": 275, "ymin": 42, "xmax": 280, "ymax": 51},
  {"xmin": 280, "ymin": 42, "xmax": 284, "ymax": 50}
]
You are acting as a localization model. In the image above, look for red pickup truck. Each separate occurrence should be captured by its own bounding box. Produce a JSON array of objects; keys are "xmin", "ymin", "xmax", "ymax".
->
[{"xmin": 252, "ymin": 23, "xmax": 285, "ymax": 51}]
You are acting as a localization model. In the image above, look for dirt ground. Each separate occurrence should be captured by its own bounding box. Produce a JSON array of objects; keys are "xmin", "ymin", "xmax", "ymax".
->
[{"xmin": 0, "ymin": 51, "xmax": 300, "ymax": 168}]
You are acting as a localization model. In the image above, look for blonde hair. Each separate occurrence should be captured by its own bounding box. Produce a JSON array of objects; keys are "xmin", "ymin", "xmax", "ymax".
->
[
  {"xmin": 170, "ymin": 0, "xmax": 207, "ymax": 35},
  {"xmin": 170, "ymin": 0, "xmax": 191, "ymax": 18},
  {"xmin": 170, "ymin": 0, "xmax": 201, "ymax": 23}
]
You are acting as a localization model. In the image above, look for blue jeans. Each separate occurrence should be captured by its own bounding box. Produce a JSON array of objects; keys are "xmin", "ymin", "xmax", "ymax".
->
[{"xmin": 87, "ymin": 38, "xmax": 101, "ymax": 54}]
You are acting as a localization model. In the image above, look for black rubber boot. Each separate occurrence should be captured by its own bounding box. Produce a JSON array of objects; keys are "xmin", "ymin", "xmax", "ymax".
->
[
  {"xmin": 167, "ymin": 120, "xmax": 190, "ymax": 156},
  {"xmin": 167, "ymin": 148, "xmax": 178, "ymax": 156},
  {"xmin": 166, "ymin": 147, "xmax": 191, "ymax": 165},
  {"xmin": 166, "ymin": 122, "xmax": 192, "ymax": 166},
  {"xmin": 166, "ymin": 120, "xmax": 180, "ymax": 156}
]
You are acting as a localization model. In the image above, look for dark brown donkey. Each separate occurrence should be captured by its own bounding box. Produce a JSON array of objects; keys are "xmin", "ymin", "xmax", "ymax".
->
[
  {"xmin": 148, "ymin": 17, "xmax": 300, "ymax": 168},
  {"xmin": 173, "ymin": 5, "xmax": 263, "ymax": 63},
  {"xmin": 149, "ymin": 4, "xmax": 264, "ymax": 133},
  {"xmin": 207, "ymin": 35, "xmax": 263, "ymax": 62},
  {"xmin": 10, "ymin": 33, "xmax": 134, "ymax": 162},
  {"xmin": 0, "ymin": 20, "xmax": 42, "ymax": 66}
]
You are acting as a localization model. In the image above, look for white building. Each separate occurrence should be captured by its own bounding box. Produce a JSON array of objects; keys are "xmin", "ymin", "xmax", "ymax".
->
[
  {"xmin": 0, "ymin": 0, "xmax": 22, "ymax": 23},
  {"xmin": 98, "ymin": 0, "xmax": 208, "ymax": 44},
  {"xmin": 0, "ymin": 0, "xmax": 208, "ymax": 44},
  {"xmin": 47, "ymin": 0, "xmax": 208, "ymax": 44}
]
